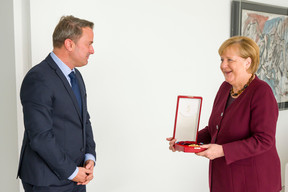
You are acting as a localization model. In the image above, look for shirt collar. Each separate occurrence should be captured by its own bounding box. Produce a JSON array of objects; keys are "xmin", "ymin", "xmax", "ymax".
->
[
  {"xmin": 50, "ymin": 51, "xmax": 75, "ymax": 76},
  {"xmin": 50, "ymin": 52, "xmax": 76, "ymax": 86}
]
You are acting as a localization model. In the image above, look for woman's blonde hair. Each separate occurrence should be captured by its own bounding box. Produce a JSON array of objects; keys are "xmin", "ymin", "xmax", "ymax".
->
[{"xmin": 218, "ymin": 36, "xmax": 260, "ymax": 74}]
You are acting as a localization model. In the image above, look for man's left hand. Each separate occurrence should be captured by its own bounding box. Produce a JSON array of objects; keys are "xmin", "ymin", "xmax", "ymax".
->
[{"xmin": 77, "ymin": 160, "xmax": 95, "ymax": 185}]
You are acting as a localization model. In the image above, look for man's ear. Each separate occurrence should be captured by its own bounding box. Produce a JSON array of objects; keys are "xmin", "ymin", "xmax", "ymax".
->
[{"xmin": 64, "ymin": 39, "xmax": 74, "ymax": 51}]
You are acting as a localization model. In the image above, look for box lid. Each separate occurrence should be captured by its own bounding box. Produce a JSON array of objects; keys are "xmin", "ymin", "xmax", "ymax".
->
[{"xmin": 173, "ymin": 95, "xmax": 203, "ymax": 143}]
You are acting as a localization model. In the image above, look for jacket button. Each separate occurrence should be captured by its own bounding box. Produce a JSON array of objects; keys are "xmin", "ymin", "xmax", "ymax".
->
[
  {"xmin": 221, "ymin": 112, "xmax": 223, "ymax": 116},
  {"xmin": 216, "ymin": 125, "xmax": 219, "ymax": 129},
  {"xmin": 80, "ymin": 148, "xmax": 84, "ymax": 152}
]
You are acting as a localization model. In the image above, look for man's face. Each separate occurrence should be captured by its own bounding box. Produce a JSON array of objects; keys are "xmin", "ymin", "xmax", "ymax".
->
[{"xmin": 70, "ymin": 27, "xmax": 94, "ymax": 68}]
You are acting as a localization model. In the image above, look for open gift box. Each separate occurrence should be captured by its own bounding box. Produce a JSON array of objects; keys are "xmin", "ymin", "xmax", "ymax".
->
[{"xmin": 172, "ymin": 96, "xmax": 206, "ymax": 153}]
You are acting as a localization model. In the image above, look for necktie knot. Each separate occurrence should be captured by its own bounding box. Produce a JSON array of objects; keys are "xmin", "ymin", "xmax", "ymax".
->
[{"xmin": 69, "ymin": 71, "xmax": 76, "ymax": 80}]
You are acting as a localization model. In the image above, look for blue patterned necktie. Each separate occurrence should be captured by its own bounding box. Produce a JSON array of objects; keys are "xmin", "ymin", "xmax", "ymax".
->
[{"xmin": 69, "ymin": 71, "xmax": 82, "ymax": 113}]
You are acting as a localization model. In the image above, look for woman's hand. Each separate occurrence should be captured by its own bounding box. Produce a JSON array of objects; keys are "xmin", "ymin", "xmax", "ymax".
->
[
  {"xmin": 166, "ymin": 137, "xmax": 177, "ymax": 152},
  {"xmin": 196, "ymin": 144, "xmax": 224, "ymax": 160}
]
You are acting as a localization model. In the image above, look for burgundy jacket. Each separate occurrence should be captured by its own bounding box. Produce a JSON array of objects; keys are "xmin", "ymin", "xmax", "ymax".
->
[{"xmin": 198, "ymin": 76, "xmax": 281, "ymax": 192}]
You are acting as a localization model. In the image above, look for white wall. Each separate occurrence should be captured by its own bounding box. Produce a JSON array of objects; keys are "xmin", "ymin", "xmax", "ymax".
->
[
  {"xmin": 4, "ymin": 0, "xmax": 287, "ymax": 191},
  {"xmin": 0, "ymin": 0, "xmax": 20, "ymax": 191},
  {"xmin": 28, "ymin": 1, "xmax": 229, "ymax": 191}
]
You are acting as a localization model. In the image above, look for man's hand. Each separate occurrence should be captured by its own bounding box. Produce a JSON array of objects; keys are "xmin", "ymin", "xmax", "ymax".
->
[
  {"xmin": 76, "ymin": 160, "xmax": 95, "ymax": 185},
  {"xmin": 85, "ymin": 160, "xmax": 95, "ymax": 171},
  {"xmin": 72, "ymin": 167, "xmax": 92, "ymax": 184}
]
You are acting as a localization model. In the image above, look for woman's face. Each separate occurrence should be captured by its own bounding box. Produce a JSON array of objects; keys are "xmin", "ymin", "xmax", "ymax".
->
[{"xmin": 220, "ymin": 46, "xmax": 251, "ymax": 87}]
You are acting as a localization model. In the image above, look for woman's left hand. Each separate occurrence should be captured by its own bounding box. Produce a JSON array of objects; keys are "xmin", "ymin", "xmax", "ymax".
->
[{"xmin": 196, "ymin": 144, "xmax": 224, "ymax": 160}]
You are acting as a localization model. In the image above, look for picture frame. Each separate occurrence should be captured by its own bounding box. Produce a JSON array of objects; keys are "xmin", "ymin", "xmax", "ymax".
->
[{"xmin": 231, "ymin": 0, "xmax": 288, "ymax": 110}]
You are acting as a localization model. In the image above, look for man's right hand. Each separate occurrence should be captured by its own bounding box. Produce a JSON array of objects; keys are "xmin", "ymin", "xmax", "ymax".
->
[{"xmin": 72, "ymin": 167, "xmax": 92, "ymax": 184}]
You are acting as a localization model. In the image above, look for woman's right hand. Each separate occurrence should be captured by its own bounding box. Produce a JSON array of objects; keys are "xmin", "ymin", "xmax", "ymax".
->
[{"xmin": 166, "ymin": 137, "xmax": 177, "ymax": 152}]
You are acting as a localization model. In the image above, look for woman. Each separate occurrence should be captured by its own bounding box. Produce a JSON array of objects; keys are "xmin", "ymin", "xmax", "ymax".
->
[{"xmin": 167, "ymin": 36, "xmax": 281, "ymax": 192}]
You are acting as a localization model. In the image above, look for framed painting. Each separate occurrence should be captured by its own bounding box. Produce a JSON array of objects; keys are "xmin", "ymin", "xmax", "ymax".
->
[{"xmin": 231, "ymin": 0, "xmax": 288, "ymax": 110}]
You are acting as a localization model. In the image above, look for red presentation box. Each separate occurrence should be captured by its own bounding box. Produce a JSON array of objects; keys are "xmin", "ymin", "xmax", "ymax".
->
[{"xmin": 172, "ymin": 96, "xmax": 206, "ymax": 153}]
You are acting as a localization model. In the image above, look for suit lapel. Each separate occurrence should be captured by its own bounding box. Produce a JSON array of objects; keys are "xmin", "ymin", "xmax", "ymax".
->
[
  {"xmin": 75, "ymin": 69, "xmax": 87, "ymax": 147},
  {"xmin": 75, "ymin": 68, "xmax": 86, "ymax": 122},
  {"xmin": 45, "ymin": 55, "xmax": 83, "ymax": 121}
]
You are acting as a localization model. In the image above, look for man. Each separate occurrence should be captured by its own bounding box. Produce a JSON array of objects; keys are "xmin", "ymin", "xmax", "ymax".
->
[{"xmin": 17, "ymin": 15, "xmax": 96, "ymax": 192}]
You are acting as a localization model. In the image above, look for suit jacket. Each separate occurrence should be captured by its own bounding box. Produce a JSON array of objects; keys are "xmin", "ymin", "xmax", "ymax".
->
[
  {"xmin": 17, "ymin": 54, "xmax": 96, "ymax": 186},
  {"xmin": 198, "ymin": 76, "xmax": 281, "ymax": 192}
]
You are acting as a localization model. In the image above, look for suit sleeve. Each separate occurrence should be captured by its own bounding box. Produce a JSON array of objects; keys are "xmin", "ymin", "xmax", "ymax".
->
[
  {"xmin": 197, "ymin": 126, "xmax": 211, "ymax": 144},
  {"xmin": 222, "ymin": 83, "xmax": 278, "ymax": 165},
  {"xmin": 85, "ymin": 111, "xmax": 96, "ymax": 158},
  {"xmin": 20, "ymin": 71, "xmax": 77, "ymax": 179},
  {"xmin": 76, "ymin": 69, "xmax": 96, "ymax": 159}
]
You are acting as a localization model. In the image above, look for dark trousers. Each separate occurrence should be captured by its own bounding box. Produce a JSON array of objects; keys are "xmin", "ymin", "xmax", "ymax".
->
[{"xmin": 22, "ymin": 181, "xmax": 86, "ymax": 192}]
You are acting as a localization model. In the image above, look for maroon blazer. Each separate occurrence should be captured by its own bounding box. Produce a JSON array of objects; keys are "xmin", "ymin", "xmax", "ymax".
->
[{"xmin": 198, "ymin": 76, "xmax": 281, "ymax": 192}]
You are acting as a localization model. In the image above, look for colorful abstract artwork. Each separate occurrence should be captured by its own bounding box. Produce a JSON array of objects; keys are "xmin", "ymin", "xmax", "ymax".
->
[{"xmin": 231, "ymin": 1, "xmax": 288, "ymax": 109}]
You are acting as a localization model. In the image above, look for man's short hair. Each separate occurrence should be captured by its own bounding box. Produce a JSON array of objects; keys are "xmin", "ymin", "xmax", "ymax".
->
[{"xmin": 52, "ymin": 15, "xmax": 94, "ymax": 48}]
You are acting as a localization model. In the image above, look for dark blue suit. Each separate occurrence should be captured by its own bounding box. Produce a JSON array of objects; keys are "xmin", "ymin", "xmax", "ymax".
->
[{"xmin": 17, "ymin": 54, "xmax": 96, "ymax": 186}]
